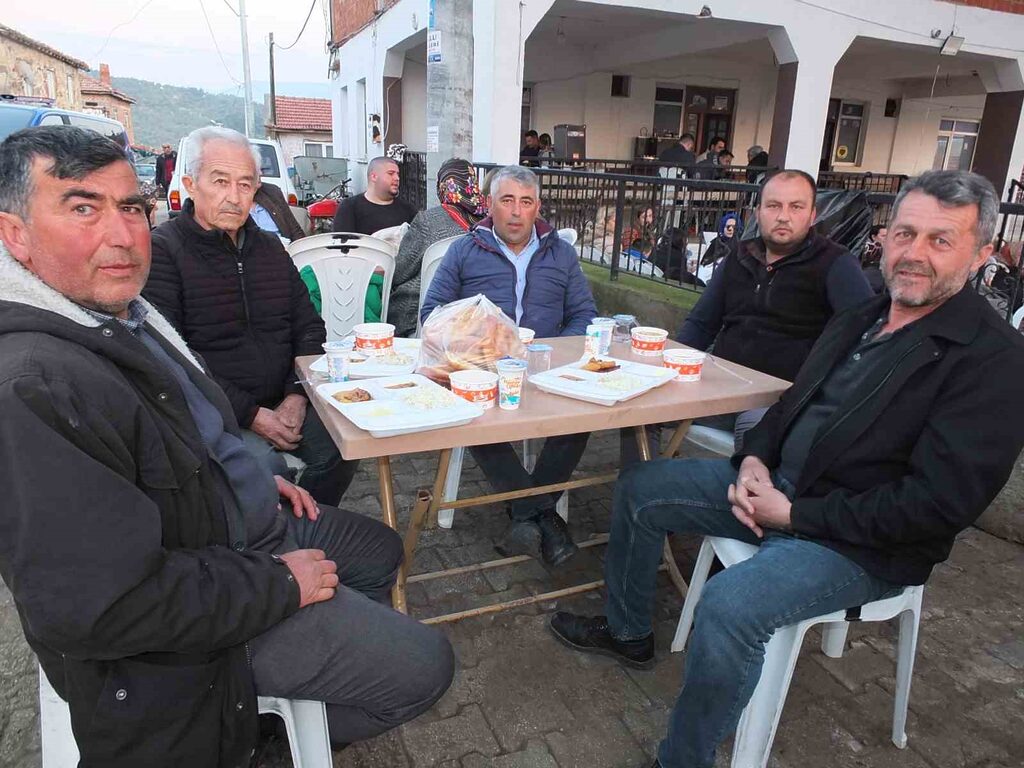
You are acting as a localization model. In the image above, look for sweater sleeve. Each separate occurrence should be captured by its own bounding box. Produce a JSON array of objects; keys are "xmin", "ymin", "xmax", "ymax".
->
[
  {"xmin": 676, "ymin": 256, "xmax": 728, "ymax": 348},
  {"xmin": 0, "ymin": 372, "xmax": 301, "ymax": 659},
  {"xmin": 392, "ymin": 211, "xmax": 430, "ymax": 290},
  {"xmin": 826, "ymin": 251, "xmax": 875, "ymax": 314}
]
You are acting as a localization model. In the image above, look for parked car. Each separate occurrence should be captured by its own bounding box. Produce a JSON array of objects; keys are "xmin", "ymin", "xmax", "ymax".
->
[
  {"xmin": 0, "ymin": 96, "xmax": 133, "ymax": 160},
  {"xmin": 167, "ymin": 136, "xmax": 298, "ymax": 218}
]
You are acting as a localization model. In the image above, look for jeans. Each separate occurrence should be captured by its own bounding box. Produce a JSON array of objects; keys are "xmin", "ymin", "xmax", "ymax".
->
[
  {"xmin": 252, "ymin": 504, "xmax": 454, "ymax": 744},
  {"xmin": 604, "ymin": 458, "xmax": 898, "ymax": 768},
  {"xmin": 470, "ymin": 433, "xmax": 590, "ymax": 522},
  {"xmin": 243, "ymin": 403, "xmax": 359, "ymax": 505}
]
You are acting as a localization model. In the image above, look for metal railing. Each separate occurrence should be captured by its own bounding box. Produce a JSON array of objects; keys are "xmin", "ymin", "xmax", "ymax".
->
[
  {"xmin": 400, "ymin": 151, "xmax": 428, "ymax": 211},
  {"xmin": 818, "ymin": 171, "xmax": 908, "ymax": 194}
]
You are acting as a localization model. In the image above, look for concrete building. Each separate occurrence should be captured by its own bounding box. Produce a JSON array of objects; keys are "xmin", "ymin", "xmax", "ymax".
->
[
  {"xmin": 80, "ymin": 64, "xmax": 136, "ymax": 143},
  {"xmin": 265, "ymin": 95, "xmax": 334, "ymax": 168},
  {"xmin": 330, "ymin": 0, "xmax": 1024, "ymax": 197},
  {"xmin": 0, "ymin": 23, "xmax": 87, "ymax": 111},
  {"xmin": 328, "ymin": 0, "xmax": 427, "ymax": 192}
]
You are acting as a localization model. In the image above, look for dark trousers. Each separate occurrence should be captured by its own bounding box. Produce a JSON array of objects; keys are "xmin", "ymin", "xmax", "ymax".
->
[
  {"xmin": 252, "ymin": 505, "xmax": 454, "ymax": 744},
  {"xmin": 470, "ymin": 432, "xmax": 590, "ymax": 521},
  {"xmin": 243, "ymin": 405, "xmax": 359, "ymax": 506}
]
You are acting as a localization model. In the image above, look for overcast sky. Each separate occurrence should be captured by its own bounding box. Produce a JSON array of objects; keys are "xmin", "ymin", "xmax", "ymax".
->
[{"xmin": 6, "ymin": 0, "xmax": 331, "ymax": 96}]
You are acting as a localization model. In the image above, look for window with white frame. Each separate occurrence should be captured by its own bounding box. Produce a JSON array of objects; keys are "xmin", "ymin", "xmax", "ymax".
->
[
  {"xmin": 355, "ymin": 79, "xmax": 367, "ymax": 159},
  {"xmin": 303, "ymin": 142, "xmax": 334, "ymax": 158},
  {"xmin": 338, "ymin": 87, "xmax": 349, "ymax": 156},
  {"xmin": 933, "ymin": 119, "xmax": 980, "ymax": 171},
  {"xmin": 45, "ymin": 70, "xmax": 56, "ymax": 99}
]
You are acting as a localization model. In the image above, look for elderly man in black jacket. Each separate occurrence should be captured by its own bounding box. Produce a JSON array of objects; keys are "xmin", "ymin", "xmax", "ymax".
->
[
  {"xmin": 551, "ymin": 170, "xmax": 1024, "ymax": 768},
  {"xmin": 145, "ymin": 126, "xmax": 355, "ymax": 505},
  {"xmin": 0, "ymin": 126, "xmax": 452, "ymax": 767}
]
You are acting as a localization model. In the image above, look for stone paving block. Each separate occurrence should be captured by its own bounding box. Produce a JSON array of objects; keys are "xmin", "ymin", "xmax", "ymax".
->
[
  {"xmin": 401, "ymin": 704, "xmax": 501, "ymax": 767},
  {"xmin": 544, "ymin": 713, "xmax": 647, "ymax": 768},
  {"xmin": 809, "ymin": 638, "xmax": 899, "ymax": 693},
  {"xmin": 620, "ymin": 703, "xmax": 671, "ymax": 759},
  {"xmin": 460, "ymin": 738, "xmax": 558, "ymax": 768},
  {"xmin": 342, "ymin": 727, "xmax": 410, "ymax": 767}
]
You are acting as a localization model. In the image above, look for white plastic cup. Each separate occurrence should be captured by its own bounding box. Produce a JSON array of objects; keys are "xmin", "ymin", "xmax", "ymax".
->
[
  {"xmin": 631, "ymin": 326, "xmax": 669, "ymax": 357},
  {"xmin": 591, "ymin": 317, "xmax": 615, "ymax": 355},
  {"xmin": 322, "ymin": 341, "xmax": 350, "ymax": 382},
  {"xmin": 663, "ymin": 349, "xmax": 707, "ymax": 381},
  {"xmin": 518, "ymin": 327, "xmax": 536, "ymax": 344},
  {"xmin": 353, "ymin": 322, "xmax": 395, "ymax": 356},
  {"xmin": 449, "ymin": 369, "xmax": 499, "ymax": 409},
  {"xmin": 584, "ymin": 324, "xmax": 603, "ymax": 356},
  {"xmin": 496, "ymin": 358, "xmax": 527, "ymax": 410}
]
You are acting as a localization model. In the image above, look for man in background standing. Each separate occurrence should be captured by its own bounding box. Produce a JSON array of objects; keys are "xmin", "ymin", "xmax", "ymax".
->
[
  {"xmin": 331, "ymin": 156, "xmax": 417, "ymax": 235},
  {"xmin": 155, "ymin": 141, "xmax": 177, "ymax": 198}
]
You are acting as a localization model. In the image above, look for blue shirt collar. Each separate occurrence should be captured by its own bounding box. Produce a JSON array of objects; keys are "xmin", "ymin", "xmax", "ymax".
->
[{"xmin": 80, "ymin": 299, "xmax": 149, "ymax": 335}]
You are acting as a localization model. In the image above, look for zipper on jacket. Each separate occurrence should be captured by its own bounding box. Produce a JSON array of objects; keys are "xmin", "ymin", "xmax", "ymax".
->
[
  {"xmin": 235, "ymin": 258, "xmax": 252, "ymax": 326},
  {"xmin": 808, "ymin": 340, "xmax": 927, "ymax": 449}
]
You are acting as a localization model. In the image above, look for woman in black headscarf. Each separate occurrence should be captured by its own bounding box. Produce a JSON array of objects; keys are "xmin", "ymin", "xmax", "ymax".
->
[{"xmin": 387, "ymin": 158, "xmax": 486, "ymax": 337}]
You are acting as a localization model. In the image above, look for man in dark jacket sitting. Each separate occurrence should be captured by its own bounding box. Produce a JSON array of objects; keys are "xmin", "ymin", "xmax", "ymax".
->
[
  {"xmin": 550, "ymin": 170, "xmax": 1024, "ymax": 768},
  {"xmin": 145, "ymin": 126, "xmax": 356, "ymax": 505},
  {"xmin": 420, "ymin": 165, "xmax": 598, "ymax": 566},
  {"xmin": 0, "ymin": 126, "xmax": 453, "ymax": 767}
]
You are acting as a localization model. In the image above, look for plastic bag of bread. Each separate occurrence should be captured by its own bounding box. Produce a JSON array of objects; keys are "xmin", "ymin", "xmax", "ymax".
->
[{"xmin": 417, "ymin": 294, "xmax": 527, "ymax": 383}]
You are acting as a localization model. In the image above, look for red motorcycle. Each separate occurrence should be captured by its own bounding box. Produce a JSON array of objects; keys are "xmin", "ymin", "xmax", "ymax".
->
[{"xmin": 306, "ymin": 180, "xmax": 350, "ymax": 234}]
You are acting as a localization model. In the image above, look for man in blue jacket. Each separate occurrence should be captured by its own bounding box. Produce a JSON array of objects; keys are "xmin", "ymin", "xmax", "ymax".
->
[{"xmin": 420, "ymin": 165, "xmax": 598, "ymax": 566}]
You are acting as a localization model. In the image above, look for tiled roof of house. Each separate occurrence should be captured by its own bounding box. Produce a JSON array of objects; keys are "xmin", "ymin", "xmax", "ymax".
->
[
  {"xmin": 0, "ymin": 23, "xmax": 88, "ymax": 70},
  {"xmin": 80, "ymin": 74, "xmax": 136, "ymax": 104},
  {"xmin": 269, "ymin": 96, "xmax": 332, "ymax": 132}
]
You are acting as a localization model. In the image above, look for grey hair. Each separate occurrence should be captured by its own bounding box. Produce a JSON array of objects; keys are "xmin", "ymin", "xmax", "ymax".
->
[
  {"xmin": 747, "ymin": 144, "xmax": 764, "ymax": 159},
  {"xmin": 891, "ymin": 170, "xmax": 1000, "ymax": 251},
  {"xmin": 182, "ymin": 126, "xmax": 261, "ymax": 178},
  {"xmin": 490, "ymin": 165, "xmax": 540, "ymax": 198}
]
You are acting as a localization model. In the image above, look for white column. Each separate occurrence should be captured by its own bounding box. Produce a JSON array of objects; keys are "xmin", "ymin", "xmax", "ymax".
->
[
  {"xmin": 472, "ymin": 0, "xmax": 554, "ymax": 165},
  {"xmin": 769, "ymin": 27, "xmax": 855, "ymax": 177}
]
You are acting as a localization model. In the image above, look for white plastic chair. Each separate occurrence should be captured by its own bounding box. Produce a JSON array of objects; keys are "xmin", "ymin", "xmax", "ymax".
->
[
  {"xmin": 684, "ymin": 424, "xmax": 734, "ymax": 457},
  {"xmin": 293, "ymin": 247, "xmax": 396, "ymax": 341},
  {"xmin": 287, "ymin": 231, "xmax": 396, "ymax": 259},
  {"xmin": 671, "ymin": 537, "xmax": 924, "ymax": 767},
  {"xmin": 39, "ymin": 664, "xmax": 333, "ymax": 768},
  {"xmin": 1012, "ymin": 304, "xmax": 1024, "ymax": 331},
  {"xmin": 557, "ymin": 228, "xmax": 578, "ymax": 247},
  {"xmin": 415, "ymin": 234, "xmax": 462, "ymax": 338}
]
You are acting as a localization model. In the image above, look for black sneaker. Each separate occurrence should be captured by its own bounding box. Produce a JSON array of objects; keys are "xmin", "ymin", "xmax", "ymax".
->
[
  {"xmin": 548, "ymin": 612, "xmax": 655, "ymax": 669},
  {"xmin": 536, "ymin": 508, "xmax": 578, "ymax": 566}
]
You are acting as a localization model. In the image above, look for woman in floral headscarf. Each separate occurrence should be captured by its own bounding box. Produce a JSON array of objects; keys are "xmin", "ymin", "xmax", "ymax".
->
[{"xmin": 388, "ymin": 158, "xmax": 486, "ymax": 337}]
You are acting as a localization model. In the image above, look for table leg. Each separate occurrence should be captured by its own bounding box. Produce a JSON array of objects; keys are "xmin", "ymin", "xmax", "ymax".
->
[
  {"xmin": 633, "ymin": 425, "xmax": 690, "ymax": 598},
  {"xmin": 662, "ymin": 419, "xmax": 693, "ymax": 459},
  {"xmin": 401, "ymin": 449, "xmax": 452, "ymax": 584},
  {"xmin": 377, "ymin": 456, "xmax": 406, "ymax": 613}
]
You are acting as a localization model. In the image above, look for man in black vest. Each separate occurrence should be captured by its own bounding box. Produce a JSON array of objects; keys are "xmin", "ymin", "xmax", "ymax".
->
[
  {"xmin": 551, "ymin": 169, "xmax": 1024, "ymax": 768},
  {"xmin": 678, "ymin": 170, "xmax": 873, "ymax": 448}
]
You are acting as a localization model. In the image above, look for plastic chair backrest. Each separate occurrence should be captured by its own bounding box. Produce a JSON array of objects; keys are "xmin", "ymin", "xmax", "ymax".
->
[
  {"xmin": 288, "ymin": 232, "xmax": 396, "ymax": 259},
  {"xmin": 557, "ymin": 228, "xmax": 578, "ymax": 247},
  {"xmin": 298, "ymin": 247, "xmax": 396, "ymax": 340},
  {"xmin": 1012, "ymin": 304, "xmax": 1024, "ymax": 331},
  {"xmin": 415, "ymin": 234, "xmax": 462, "ymax": 337}
]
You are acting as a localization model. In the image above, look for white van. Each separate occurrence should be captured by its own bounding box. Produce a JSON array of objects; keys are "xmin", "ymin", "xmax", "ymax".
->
[{"xmin": 167, "ymin": 136, "xmax": 298, "ymax": 217}]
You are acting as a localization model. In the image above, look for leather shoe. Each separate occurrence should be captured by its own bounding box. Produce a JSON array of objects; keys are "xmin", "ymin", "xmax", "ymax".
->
[
  {"xmin": 494, "ymin": 520, "xmax": 542, "ymax": 558},
  {"xmin": 548, "ymin": 612, "xmax": 654, "ymax": 669},
  {"xmin": 536, "ymin": 508, "xmax": 578, "ymax": 566}
]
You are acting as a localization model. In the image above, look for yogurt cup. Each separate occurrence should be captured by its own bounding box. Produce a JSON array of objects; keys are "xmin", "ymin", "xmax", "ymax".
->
[
  {"xmin": 322, "ymin": 341, "xmax": 350, "ymax": 382},
  {"xmin": 353, "ymin": 322, "xmax": 395, "ymax": 356},
  {"xmin": 450, "ymin": 369, "xmax": 498, "ymax": 409},
  {"xmin": 496, "ymin": 358, "xmax": 528, "ymax": 410},
  {"xmin": 631, "ymin": 326, "xmax": 669, "ymax": 357},
  {"xmin": 663, "ymin": 349, "xmax": 707, "ymax": 382},
  {"xmin": 584, "ymin": 324, "xmax": 603, "ymax": 356},
  {"xmin": 518, "ymin": 327, "xmax": 536, "ymax": 344},
  {"xmin": 591, "ymin": 317, "xmax": 615, "ymax": 355}
]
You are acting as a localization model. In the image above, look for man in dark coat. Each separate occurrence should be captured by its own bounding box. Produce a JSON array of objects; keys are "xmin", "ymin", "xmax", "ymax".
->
[
  {"xmin": 146, "ymin": 127, "xmax": 355, "ymax": 506},
  {"xmin": 550, "ymin": 170, "xmax": 1024, "ymax": 768},
  {"xmin": 421, "ymin": 165, "xmax": 598, "ymax": 567},
  {"xmin": 657, "ymin": 132, "xmax": 696, "ymax": 172},
  {"xmin": 154, "ymin": 141, "xmax": 177, "ymax": 195},
  {"xmin": 252, "ymin": 181, "xmax": 306, "ymax": 242},
  {"xmin": 0, "ymin": 126, "xmax": 453, "ymax": 767}
]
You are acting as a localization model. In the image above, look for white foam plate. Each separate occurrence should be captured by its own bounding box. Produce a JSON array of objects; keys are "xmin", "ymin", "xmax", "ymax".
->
[
  {"xmin": 529, "ymin": 355, "xmax": 676, "ymax": 406},
  {"xmin": 316, "ymin": 374, "xmax": 483, "ymax": 437},
  {"xmin": 310, "ymin": 337, "xmax": 422, "ymax": 379}
]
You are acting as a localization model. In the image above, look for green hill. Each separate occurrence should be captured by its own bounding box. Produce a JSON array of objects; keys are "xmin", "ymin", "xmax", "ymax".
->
[{"xmin": 96, "ymin": 74, "xmax": 266, "ymax": 151}]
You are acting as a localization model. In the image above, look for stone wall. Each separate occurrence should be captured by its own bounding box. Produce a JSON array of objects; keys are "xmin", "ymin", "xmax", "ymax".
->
[
  {"xmin": 80, "ymin": 93, "xmax": 135, "ymax": 142},
  {"xmin": 0, "ymin": 35, "xmax": 82, "ymax": 110}
]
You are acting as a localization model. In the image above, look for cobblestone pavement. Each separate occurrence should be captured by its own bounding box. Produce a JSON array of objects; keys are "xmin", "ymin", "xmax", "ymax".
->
[{"xmin": 2, "ymin": 431, "xmax": 1022, "ymax": 768}]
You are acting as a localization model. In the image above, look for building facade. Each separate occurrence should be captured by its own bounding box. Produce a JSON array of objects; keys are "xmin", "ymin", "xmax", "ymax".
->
[
  {"xmin": 330, "ymin": 0, "xmax": 1024, "ymax": 197},
  {"xmin": 0, "ymin": 23, "xmax": 87, "ymax": 111},
  {"xmin": 80, "ymin": 64, "xmax": 136, "ymax": 143},
  {"xmin": 265, "ymin": 95, "xmax": 335, "ymax": 168}
]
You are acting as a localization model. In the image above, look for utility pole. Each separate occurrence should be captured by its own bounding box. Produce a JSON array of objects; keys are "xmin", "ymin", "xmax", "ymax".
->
[
  {"xmin": 268, "ymin": 32, "xmax": 277, "ymax": 131},
  {"xmin": 238, "ymin": 0, "xmax": 255, "ymax": 137},
  {"xmin": 426, "ymin": 0, "xmax": 473, "ymax": 207}
]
